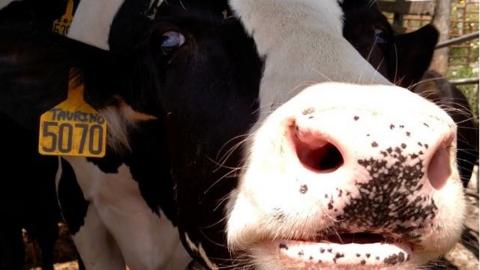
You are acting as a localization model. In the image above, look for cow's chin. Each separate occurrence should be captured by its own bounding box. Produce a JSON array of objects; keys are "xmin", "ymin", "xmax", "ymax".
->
[{"xmin": 248, "ymin": 239, "xmax": 438, "ymax": 270}]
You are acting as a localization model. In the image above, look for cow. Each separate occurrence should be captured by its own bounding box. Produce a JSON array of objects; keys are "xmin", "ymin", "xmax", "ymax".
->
[
  {"xmin": 0, "ymin": 0, "xmax": 466, "ymax": 270},
  {"xmin": 341, "ymin": 0, "xmax": 479, "ymax": 187}
]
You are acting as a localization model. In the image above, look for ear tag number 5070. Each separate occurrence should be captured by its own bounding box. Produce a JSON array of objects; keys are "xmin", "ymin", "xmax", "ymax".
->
[{"xmin": 39, "ymin": 82, "xmax": 107, "ymax": 158}]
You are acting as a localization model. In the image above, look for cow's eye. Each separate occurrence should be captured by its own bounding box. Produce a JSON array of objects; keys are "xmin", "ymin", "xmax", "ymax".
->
[
  {"xmin": 374, "ymin": 28, "xmax": 388, "ymax": 44},
  {"xmin": 160, "ymin": 31, "xmax": 186, "ymax": 53}
]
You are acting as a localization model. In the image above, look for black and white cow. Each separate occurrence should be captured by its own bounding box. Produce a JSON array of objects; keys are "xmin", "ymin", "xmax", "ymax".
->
[{"xmin": 0, "ymin": 0, "xmax": 466, "ymax": 270}]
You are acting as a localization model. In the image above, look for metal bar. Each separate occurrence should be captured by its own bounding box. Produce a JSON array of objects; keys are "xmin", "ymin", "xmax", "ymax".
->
[
  {"xmin": 436, "ymin": 32, "xmax": 479, "ymax": 48},
  {"xmin": 449, "ymin": 78, "xmax": 479, "ymax": 85}
]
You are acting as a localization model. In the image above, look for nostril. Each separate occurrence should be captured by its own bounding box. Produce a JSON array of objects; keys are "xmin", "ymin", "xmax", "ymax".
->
[
  {"xmin": 294, "ymin": 133, "xmax": 344, "ymax": 173},
  {"xmin": 427, "ymin": 144, "xmax": 452, "ymax": 190}
]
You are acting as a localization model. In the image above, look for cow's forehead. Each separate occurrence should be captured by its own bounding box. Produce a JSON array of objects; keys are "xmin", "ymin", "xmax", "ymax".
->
[
  {"xmin": 230, "ymin": 0, "xmax": 390, "ymax": 121},
  {"xmin": 231, "ymin": 0, "xmax": 345, "ymax": 54}
]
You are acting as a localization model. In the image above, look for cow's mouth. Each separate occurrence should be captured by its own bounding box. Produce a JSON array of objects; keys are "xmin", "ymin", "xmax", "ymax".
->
[{"xmin": 260, "ymin": 232, "xmax": 413, "ymax": 268}]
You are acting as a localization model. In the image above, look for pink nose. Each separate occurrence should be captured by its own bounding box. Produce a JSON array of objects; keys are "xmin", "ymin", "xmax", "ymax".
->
[{"xmin": 292, "ymin": 110, "xmax": 455, "ymax": 191}]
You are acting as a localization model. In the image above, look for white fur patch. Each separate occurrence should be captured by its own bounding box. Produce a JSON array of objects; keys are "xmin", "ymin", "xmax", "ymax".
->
[
  {"xmin": 64, "ymin": 157, "xmax": 190, "ymax": 270},
  {"xmin": 230, "ymin": 0, "xmax": 390, "ymax": 121},
  {"xmin": 68, "ymin": 0, "xmax": 125, "ymax": 50},
  {"xmin": 68, "ymin": 0, "xmax": 163, "ymax": 50},
  {"xmin": 72, "ymin": 204, "xmax": 126, "ymax": 270}
]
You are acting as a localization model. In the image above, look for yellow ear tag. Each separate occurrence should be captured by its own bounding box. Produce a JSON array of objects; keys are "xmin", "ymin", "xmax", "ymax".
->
[
  {"xmin": 39, "ymin": 81, "xmax": 107, "ymax": 158},
  {"xmin": 52, "ymin": 0, "xmax": 74, "ymax": 35}
]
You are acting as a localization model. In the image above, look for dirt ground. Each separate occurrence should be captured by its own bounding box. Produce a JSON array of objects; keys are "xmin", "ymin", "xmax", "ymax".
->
[
  {"xmin": 29, "ymin": 261, "xmax": 79, "ymax": 270},
  {"xmin": 24, "ymin": 223, "xmax": 80, "ymax": 270},
  {"xmin": 26, "ymin": 169, "xmax": 479, "ymax": 270}
]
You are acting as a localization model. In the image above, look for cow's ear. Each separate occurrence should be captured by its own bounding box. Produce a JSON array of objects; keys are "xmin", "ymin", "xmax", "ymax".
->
[
  {"xmin": 0, "ymin": 24, "xmax": 70, "ymax": 129},
  {"xmin": 393, "ymin": 24, "xmax": 439, "ymax": 88}
]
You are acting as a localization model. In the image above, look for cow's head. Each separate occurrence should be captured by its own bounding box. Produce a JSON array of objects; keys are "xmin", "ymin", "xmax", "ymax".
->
[
  {"xmin": 0, "ymin": 0, "xmax": 465, "ymax": 269},
  {"xmin": 224, "ymin": 1, "xmax": 463, "ymax": 269}
]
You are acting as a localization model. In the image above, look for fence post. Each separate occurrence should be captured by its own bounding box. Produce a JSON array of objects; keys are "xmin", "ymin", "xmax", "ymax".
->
[{"xmin": 430, "ymin": 0, "xmax": 451, "ymax": 74}]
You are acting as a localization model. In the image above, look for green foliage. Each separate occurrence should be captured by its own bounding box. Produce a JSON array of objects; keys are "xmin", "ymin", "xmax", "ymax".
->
[{"xmin": 448, "ymin": 0, "xmax": 478, "ymax": 121}]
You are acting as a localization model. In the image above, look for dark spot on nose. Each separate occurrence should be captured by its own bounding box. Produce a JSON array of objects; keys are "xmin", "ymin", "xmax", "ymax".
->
[
  {"xmin": 327, "ymin": 249, "xmax": 332, "ymax": 253},
  {"xmin": 308, "ymin": 115, "xmax": 314, "ymax": 119},
  {"xmin": 298, "ymin": 250, "xmax": 304, "ymax": 256},
  {"xmin": 423, "ymin": 123, "xmax": 430, "ymax": 127},
  {"xmin": 406, "ymin": 131, "xmax": 411, "ymax": 136},
  {"xmin": 273, "ymin": 208, "xmax": 285, "ymax": 221},
  {"xmin": 384, "ymin": 254, "xmax": 399, "ymax": 265},
  {"xmin": 303, "ymin": 107, "xmax": 315, "ymax": 115},
  {"xmin": 279, "ymin": 243, "xmax": 288, "ymax": 250},
  {"xmin": 320, "ymin": 248, "xmax": 325, "ymax": 253},
  {"xmin": 354, "ymin": 116, "xmax": 359, "ymax": 121},
  {"xmin": 401, "ymin": 143, "xmax": 406, "ymax": 149},
  {"xmin": 371, "ymin": 142, "xmax": 378, "ymax": 147},
  {"xmin": 360, "ymin": 260, "xmax": 366, "ymax": 265},
  {"xmin": 400, "ymin": 125, "xmax": 404, "ymax": 128},
  {"xmin": 376, "ymin": 256, "xmax": 380, "ymax": 260},
  {"xmin": 328, "ymin": 202, "xmax": 334, "ymax": 209},
  {"xmin": 356, "ymin": 254, "xmax": 360, "ymax": 257},
  {"xmin": 390, "ymin": 124, "xmax": 395, "ymax": 130},
  {"xmin": 366, "ymin": 253, "xmax": 370, "ymax": 258},
  {"xmin": 309, "ymin": 256, "xmax": 313, "ymax": 260},
  {"xmin": 299, "ymin": 184, "xmax": 308, "ymax": 194}
]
